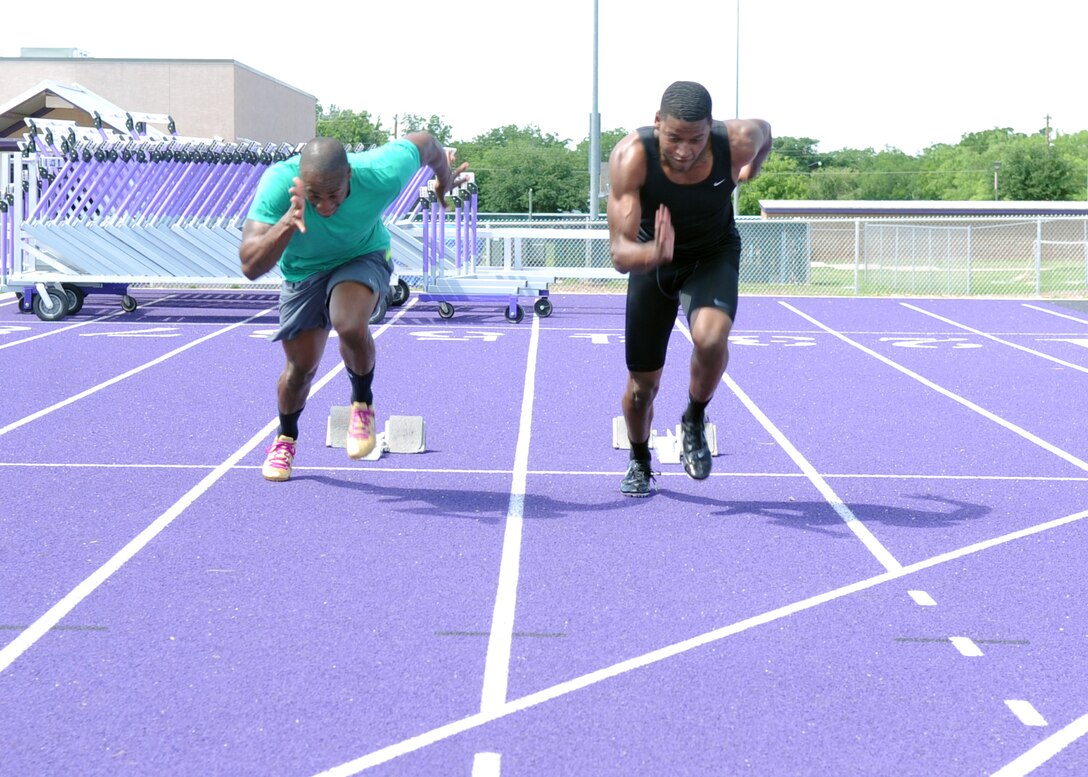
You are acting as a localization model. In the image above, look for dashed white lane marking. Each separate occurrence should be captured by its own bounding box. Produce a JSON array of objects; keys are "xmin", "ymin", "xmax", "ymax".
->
[
  {"xmin": 1006, "ymin": 700, "xmax": 1048, "ymax": 727},
  {"xmin": 950, "ymin": 636, "xmax": 985, "ymax": 657},
  {"xmin": 472, "ymin": 752, "xmax": 501, "ymax": 777},
  {"xmin": 908, "ymin": 590, "xmax": 937, "ymax": 606}
]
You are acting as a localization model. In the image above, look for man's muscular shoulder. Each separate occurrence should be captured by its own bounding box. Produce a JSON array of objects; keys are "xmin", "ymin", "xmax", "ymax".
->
[{"xmin": 609, "ymin": 131, "xmax": 648, "ymax": 191}]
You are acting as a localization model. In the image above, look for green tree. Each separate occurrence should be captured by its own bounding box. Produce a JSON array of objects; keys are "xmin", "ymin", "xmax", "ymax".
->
[
  {"xmin": 1000, "ymin": 141, "xmax": 1079, "ymax": 200},
  {"xmin": 770, "ymin": 136, "xmax": 824, "ymax": 170},
  {"xmin": 453, "ymin": 125, "xmax": 585, "ymax": 213},
  {"xmin": 400, "ymin": 113, "xmax": 453, "ymax": 146},
  {"xmin": 1053, "ymin": 131, "xmax": 1088, "ymax": 200},
  {"xmin": 916, "ymin": 142, "xmax": 990, "ymax": 200},
  {"xmin": 575, "ymin": 128, "xmax": 630, "ymax": 166},
  {"xmin": 468, "ymin": 141, "xmax": 585, "ymax": 213},
  {"xmin": 738, "ymin": 154, "xmax": 809, "ymax": 214},
  {"xmin": 958, "ymin": 127, "xmax": 1020, "ymax": 155},
  {"xmin": 806, "ymin": 167, "xmax": 862, "ymax": 200},
  {"xmin": 854, "ymin": 148, "xmax": 922, "ymax": 200},
  {"xmin": 461, "ymin": 124, "xmax": 571, "ymax": 149},
  {"xmin": 316, "ymin": 106, "xmax": 389, "ymax": 147}
]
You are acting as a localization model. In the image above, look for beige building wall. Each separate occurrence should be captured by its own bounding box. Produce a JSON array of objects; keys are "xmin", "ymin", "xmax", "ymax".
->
[
  {"xmin": 233, "ymin": 65, "xmax": 316, "ymax": 144},
  {"xmin": 0, "ymin": 58, "xmax": 315, "ymax": 144}
]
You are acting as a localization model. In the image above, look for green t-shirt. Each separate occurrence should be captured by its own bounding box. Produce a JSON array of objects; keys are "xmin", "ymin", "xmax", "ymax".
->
[{"xmin": 247, "ymin": 139, "xmax": 421, "ymax": 282}]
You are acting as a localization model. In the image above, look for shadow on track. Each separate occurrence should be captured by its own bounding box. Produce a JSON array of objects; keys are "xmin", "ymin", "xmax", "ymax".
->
[{"xmin": 659, "ymin": 491, "xmax": 990, "ymax": 536}]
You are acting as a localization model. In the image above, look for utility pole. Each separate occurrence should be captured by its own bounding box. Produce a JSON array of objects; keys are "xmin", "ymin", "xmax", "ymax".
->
[
  {"xmin": 589, "ymin": 0, "xmax": 601, "ymax": 219},
  {"xmin": 1044, "ymin": 114, "xmax": 1052, "ymax": 148},
  {"xmin": 732, "ymin": 0, "xmax": 740, "ymax": 218}
]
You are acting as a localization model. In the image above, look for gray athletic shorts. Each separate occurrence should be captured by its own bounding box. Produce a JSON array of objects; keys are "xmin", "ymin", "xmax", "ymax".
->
[{"xmin": 271, "ymin": 250, "xmax": 392, "ymax": 342}]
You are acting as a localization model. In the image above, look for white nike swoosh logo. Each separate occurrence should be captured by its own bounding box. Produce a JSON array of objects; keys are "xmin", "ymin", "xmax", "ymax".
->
[{"xmin": 713, "ymin": 179, "xmax": 728, "ymax": 186}]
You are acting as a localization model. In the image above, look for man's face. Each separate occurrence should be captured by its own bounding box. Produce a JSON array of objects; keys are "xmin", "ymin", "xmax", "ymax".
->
[
  {"xmin": 301, "ymin": 169, "xmax": 350, "ymax": 217},
  {"xmin": 654, "ymin": 114, "xmax": 712, "ymax": 173}
]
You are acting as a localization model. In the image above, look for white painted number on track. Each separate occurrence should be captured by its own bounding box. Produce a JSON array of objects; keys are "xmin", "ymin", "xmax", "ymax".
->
[
  {"xmin": 730, "ymin": 335, "xmax": 818, "ymax": 347},
  {"xmin": 411, "ymin": 330, "xmax": 505, "ymax": 342},
  {"xmin": 570, "ymin": 333, "xmax": 622, "ymax": 345},
  {"xmin": 1041, "ymin": 338, "xmax": 1088, "ymax": 350},
  {"xmin": 880, "ymin": 337, "xmax": 982, "ymax": 349},
  {"xmin": 80, "ymin": 327, "xmax": 182, "ymax": 338},
  {"xmin": 251, "ymin": 328, "xmax": 340, "ymax": 340},
  {"xmin": 1006, "ymin": 700, "xmax": 1048, "ymax": 727}
]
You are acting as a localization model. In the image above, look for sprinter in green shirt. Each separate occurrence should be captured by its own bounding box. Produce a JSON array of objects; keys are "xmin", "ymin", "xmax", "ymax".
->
[{"xmin": 241, "ymin": 133, "xmax": 466, "ymax": 481}]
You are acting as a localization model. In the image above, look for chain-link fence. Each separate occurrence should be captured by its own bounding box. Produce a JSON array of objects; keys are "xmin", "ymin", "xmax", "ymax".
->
[{"xmin": 460, "ymin": 216, "xmax": 1088, "ymax": 298}]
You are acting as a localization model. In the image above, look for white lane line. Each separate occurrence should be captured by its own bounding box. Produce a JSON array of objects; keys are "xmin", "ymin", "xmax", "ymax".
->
[
  {"xmin": 310, "ymin": 508, "xmax": 1088, "ymax": 776},
  {"xmin": 479, "ymin": 312, "xmax": 541, "ymax": 714},
  {"xmin": 780, "ymin": 302, "xmax": 1088, "ymax": 475},
  {"xmin": 1006, "ymin": 700, "xmax": 1048, "ymax": 727},
  {"xmin": 908, "ymin": 590, "xmax": 937, "ymax": 606},
  {"xmin": 0, "ymin": 305, "xmax": 276, "ymax": 438},
  {"xmin": 0, "ymin": 303, "xmax": 412, "ymax": 675},
  {"xmin": 901, "ymin": 303, "xmax": 1088, "ymax": 375},
  {"xmin": 4, "ymin": 461, "xmax": 1088, "ymax": 485},
  {"xmin": 675, "ymin": 319, "xmax": 902, "ymax": 573},
  {"xmin": 1022, "ymin": 303, "xmax": 1088, "ymax": 325},
  {"xmin": 949, "ymin": 636, "xmax": 984, "ymax": 657},
  {"xmin": 0, "ymin": 418, "xmax": 276, "ymax": 674},
  {"xmin": 0, "ymin": 300, "xmax": 159, "ymax": 351},
  {"xmin": 472, "ymin": 752, "xmax": 501, "ymax": 777},
  {"xmin": 992, "ymin": 712, "xmax": 1088, "ymax": 777}
]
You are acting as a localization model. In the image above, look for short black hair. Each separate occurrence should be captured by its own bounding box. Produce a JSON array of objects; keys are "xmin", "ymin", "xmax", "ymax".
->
[
  {"xmin": 659, "ymin": 81, "xmax": 712, "ymax": 122},
  {"xmin": 299, "ymin": 137, "xmax": 349, "ymax": 177}
]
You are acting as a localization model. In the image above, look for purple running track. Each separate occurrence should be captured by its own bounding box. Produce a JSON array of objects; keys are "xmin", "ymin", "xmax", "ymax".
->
[{"xmin": 0, "ymin": 290, "xmax": 1086, "ymax": 776}]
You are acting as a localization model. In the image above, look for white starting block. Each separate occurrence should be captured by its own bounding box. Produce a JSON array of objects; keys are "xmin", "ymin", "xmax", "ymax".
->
[
  {"xmin": 327, "ymin": 407, "xmax": 426, "ymax": 459},
  {"xmin": 612, "ymin": 416, "xmax": 718, "ymax": 464}
]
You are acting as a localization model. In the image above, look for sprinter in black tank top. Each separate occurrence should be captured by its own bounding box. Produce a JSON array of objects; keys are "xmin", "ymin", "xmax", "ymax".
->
[{"xmin": 606, "ymin": 81, "xmax": 772, "ymax": 496}]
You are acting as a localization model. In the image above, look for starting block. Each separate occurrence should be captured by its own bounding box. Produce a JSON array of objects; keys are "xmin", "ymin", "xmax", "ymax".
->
[
  {"xmin": 612, "ymin": 416, "xmax": 718, "ymax": 464},
  {"xmin": 327, "ymin": 407, "xmax": 426, "ymax": 459}
]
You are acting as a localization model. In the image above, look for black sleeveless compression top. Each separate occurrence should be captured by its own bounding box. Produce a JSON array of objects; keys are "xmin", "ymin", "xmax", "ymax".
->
[{"xmin": 636, "ymin": 121, "xmax": 741, "ymax": 262}]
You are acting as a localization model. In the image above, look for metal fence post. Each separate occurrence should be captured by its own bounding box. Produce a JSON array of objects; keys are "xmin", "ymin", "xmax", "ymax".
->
[
  {"xmin": 1035, "ymin": 218, "xmax": 1042, "ymax": 295},
  {"xmin": 966, "ymin": 225, "xmax": 973, "ymax": 295},
  {"xmin": 854, "ymin": 219, "xmax": 861, "ymax": 293}
]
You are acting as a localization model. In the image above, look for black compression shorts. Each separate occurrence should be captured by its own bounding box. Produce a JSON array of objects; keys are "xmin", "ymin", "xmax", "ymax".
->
[{"xmin": 624, "ymin": 249, "xmax": 740, "ymax": 373}]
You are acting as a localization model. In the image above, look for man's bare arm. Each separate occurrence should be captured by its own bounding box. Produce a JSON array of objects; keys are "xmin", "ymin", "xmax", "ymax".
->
[
  {"xmin": 239, "ymin": 174, "xmax": 307, "ymax": 280},
  {"xmin": 729, "ymin": 119, "xmax": 773, "ymax": 183},
  {"xmin": 406, "ymin": 132, "xmax": 469, "ymax": 207},
  {"xmin": 607, "ymin": 133, "xmax": 673, "ymax": 274},
  {"xmin": 239, "ymin": 217, "xmax": 296, "ymax": 280}
]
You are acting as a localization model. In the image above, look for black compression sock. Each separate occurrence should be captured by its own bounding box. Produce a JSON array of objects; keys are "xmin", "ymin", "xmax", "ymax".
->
[
  {"xmin": 347, "ymin": 366, "xmax": 374, "ymax": 405},
  {"xmin": 278, "ymin": 408, "xmax": 303, "ymax": 440},
  {"xmin": 629, "ymin": 439, "xmax": 652, "ymax": 462},
  {"xmin": 683, "ymin": 396, "xmax": 709, "ymax": 424}
]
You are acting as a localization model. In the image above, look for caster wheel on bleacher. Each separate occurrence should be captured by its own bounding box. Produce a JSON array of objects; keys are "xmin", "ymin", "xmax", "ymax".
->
[
  {"xmin": 33, "ymin": 289, "xmax": 69, "ymax": 321},
  {"xmin": 390, "ymin": 278, "xmax": 410, "ymax": 307},
  {"xmin": 370, "ymin": 294, "xmax": 388, "ymax": 324},
  {"xmin": 62, "ymin": 284, "xmax": 85, "ymax": 315}
]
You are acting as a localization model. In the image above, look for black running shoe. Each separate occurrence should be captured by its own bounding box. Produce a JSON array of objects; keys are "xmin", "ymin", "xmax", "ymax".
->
[
  {"xmin": 680, "ymin": 415, "xmax": 712, "ymax": 480},
  {"xmin": 620, "ymin": 458, "xmax": 656, "ymax": 497}
]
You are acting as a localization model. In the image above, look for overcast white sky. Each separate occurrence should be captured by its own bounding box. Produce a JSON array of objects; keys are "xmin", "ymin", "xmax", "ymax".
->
[{"xmin": 5, "ymin": 0, "xmax": 1084, "ymax": 155}]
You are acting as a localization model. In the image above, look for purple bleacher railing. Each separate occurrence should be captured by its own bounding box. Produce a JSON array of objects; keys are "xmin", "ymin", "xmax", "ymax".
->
[{"xmin": 384, "ymin": 165, "xmax": 434, "ymax": 221}]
